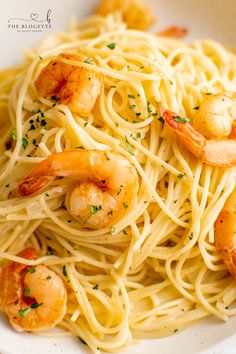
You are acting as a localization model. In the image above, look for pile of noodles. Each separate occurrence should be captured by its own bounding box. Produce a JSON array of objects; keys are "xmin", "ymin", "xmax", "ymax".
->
[{"xmin": 0, "ymin": 13, "xmax": 236, "ymax": 353}]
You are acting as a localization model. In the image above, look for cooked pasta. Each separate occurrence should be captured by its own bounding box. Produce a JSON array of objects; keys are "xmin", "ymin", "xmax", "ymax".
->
[{"xmin": 0, "ymin": 12, "xmax": 236, "ymax": 353}]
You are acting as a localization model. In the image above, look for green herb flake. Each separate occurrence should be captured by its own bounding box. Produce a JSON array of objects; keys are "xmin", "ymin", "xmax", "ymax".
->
[
  {"xmin": 30, "ymin": 302, "xmax": 43, "ymax": 309},
  {"xmin": 123, "ymin": 202, "xmax": 128, "ymax": 209},
  {"xmin": 136, "ymin": 112, "xmax": 141, "ymax": 117},
  {"xmin": 110, "ymin": 85, "xmax": 117, "ymax": 88},
  {"xmin": 110, "ymin": 226, "xmax": 115, "ymax": 234},
  {"xmin": 158, "ymin": 117, "xmax": 165, "ymax": 124},
  {"xmin": 147, "ymin": 101, "xmax": 152, "ymax": 113},
  {"xmin": 90, "ymin": 205, "xmax": 102, "ymax": 216},
  {"xmin": 46, "ymin": 275, "xmax": 52, "ymax": 281},
  {"xmin": 205, "ymin": 92, "xmax": 212, "ymax": 95},
  {"xmin": 107, "ymin": 42, "xmax": 116, "ymax": 50},
  {"xmin": 52, "ymin": 103, "xmax": 56, "ymax": 107},
  {"xmin": 93, "ymin": 284, "xmax": 99, "ymax": 290},
  {"xmin": 193, "ymin": 106, "xmax": 200, "ymax": 110},
  {"xmin": 39, "ymin": 56, "xmax": 43, "ymax": 60},
  {"xmin": 115, "ymin": 122, "xmax": 119, "ymax": 128},
  {"xmin": 78, "ymin": 337, "xmax": 87, "ymax": 345},
  {"xmin": 177, "ymin": 173, "xmax": 186, "ymax": 179},
  {"xmin": 29, "ymin": 124, "xmax": 36, "ymax": 131},
  {"xmin": 84, "ymin": 122, "xmax": 88, "ymax": 127},
  {"xmin": 169, "ymin": 80, "xmax": 173, "ymax": 85},
  {"xmin": 174, "ymin": 329, "xmax": 178, "ymax": 333},
  {"xmin": 51, "ymin": 95, "xmax": 60, "ymax": 101},
  {"xmin": 128, "ymin": 94, "xmax": 135, "ymax": 99},
  {"xmin": 75, "ymin": 146, "xmax": 85, "ymax": 149},
  {"xmin": 47, "ymin": 249, "xmax": 53, "ymax": 255},
  {"xmin": 63, "ymin": 265, "xmax": 67, "ymax": 277},
  {"xmin": 24, "ymin": 288, "xmax": 31, "ymax": 296},
  {"xmin": 22, "ymin": 138, "xmax": 29, "ymax": 149},
  {"xmin": 28, "ymin": 267, "xmax": 36, "ymax": 273},
  {"xmin": 32, "ymin": 109, "xmax": 40, "ymax": 114},
  {"xmin": 19, "ymin": 307, "xmax": 31, "ymax": 318},
  {"xmin": 40, "ymin": 119, "xmax": 47, "ymax": 127},
  {"xmin": 137, "ymin": 132, "xmax": 141, "ymax": 139},
  {"xmin": 5, "ymin": 184, "xmax": 9, "ymax": 188},
  {"xmin": 84, "ymin": 57, "xmax": 93, "ymax": 65},
  {"xmin": 189, "ymin": 232, "xmax": 193, "ymax": 240},
  {"xmin": 173, "ymin": 115, "xmax": 190, "ymax": 123},
  {"xmin": 144, "ymin": 200, "xmax": 148, "ymax": 204},
  {"xmin": 125, "ymin": 135, "xmax": 134, "ymax": 156},
  {"xmin": 130, "ymin": 104, "xmax": 136, "ymax": 109},
  {"xmin": 173, "ymin": 199, "xmax": 178, "ymax": 204},
  {"xmin": 12, "ymin": 129, "xmax": 17, "ymax": 141}
]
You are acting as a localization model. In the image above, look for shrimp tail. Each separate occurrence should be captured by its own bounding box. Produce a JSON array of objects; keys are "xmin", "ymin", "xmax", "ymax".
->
[
  {"xmin": 161, "ymin": 107, "xmax": 206, "ymax": 159},
  {"xmin": 18, "ymin": 158, "xmax": 56, "ymax": 196}
]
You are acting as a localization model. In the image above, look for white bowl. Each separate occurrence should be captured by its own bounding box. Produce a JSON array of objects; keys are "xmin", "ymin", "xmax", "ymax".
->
[{"xmin": 0, "ymin": 0, "xmax": 236, "ymax": 353}]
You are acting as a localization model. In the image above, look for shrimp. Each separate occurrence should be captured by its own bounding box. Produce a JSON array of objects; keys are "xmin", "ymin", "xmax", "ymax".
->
[
  {"xmin": 18, "ymin": 151, "xmax": 139, "ymax": 229},
  {"xmin": 95, "ymin": 0, "xmax": 156, "ymax": 30},
  {"xmin": 35, "ymin": 53, "xmax": 103, "ymax": 117},
  {"xmin": 215, "ymin": 189, "xmax": 236, "ymax": 280},
  {"xmin": 0, "ymin": 248, "xmax": 67, "ymax": 332},
  {"xmin": 161, "ymin": 92, "xmax": 236, "ymax": 167},
  {"xmin": 158, "ymin": 26, "xmax": 188, "ymax": 39}
]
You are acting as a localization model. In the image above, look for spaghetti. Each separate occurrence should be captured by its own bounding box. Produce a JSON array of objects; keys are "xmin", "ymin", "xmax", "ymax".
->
[{"xmin": 0, "ymin": 13, "xmax": 236, "ymax": 353}]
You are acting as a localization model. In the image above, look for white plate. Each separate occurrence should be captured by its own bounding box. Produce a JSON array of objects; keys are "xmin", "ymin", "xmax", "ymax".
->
[{"xmin": 0, "ymin": 0, "xmax": 236, "ymax": 353}]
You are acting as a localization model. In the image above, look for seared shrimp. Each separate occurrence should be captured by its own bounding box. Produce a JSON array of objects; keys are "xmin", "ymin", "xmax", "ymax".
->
[
  {"xmin": 215, "ymin": 189, "xmax": 236, "ymax": 280},
  {"xmin": 95, "ymin": 0, "xmax": 156, "ymax": 30},
  {"xmin": 0, "ymin": 248, "xmax": 67, "ymax": 332},
  {"xmin": 161, "ymin": 92, "xmax": 236, "ymax": 167},
  {"xmin": 18, "ymin": 151, "xmax": 138, "ymax": 229},
  {"xmin": 35, "ymin": 53, "xmax": 103, "ymax": 117},
  {"xmin": 158, "ymin": 27, "xmax": 188, "ymax": 39}
]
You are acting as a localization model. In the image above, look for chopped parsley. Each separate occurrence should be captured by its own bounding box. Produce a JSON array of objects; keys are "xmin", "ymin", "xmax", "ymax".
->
[
  {"xmin": 24, "ymin": 288, "xmax": 30, "ymax": 296},
  {"xmin": 19, "ymin": 303, "xmax": 43, "ymax": 318},
  {"xmin": 84, "ymin": 122, "xmax": 88, "ymax": 127},
  {"xmin": 75, "ymin": 146, "xmax": 85, "ymax": 149},
  {"xmin": 110, "ymin": 85, "xmax": 117, "ymax": 88},
  {"xmin": 40, "ymin": 119, "xmax": 47, "ymax": 127},
  {"xmin": 12, "ymin": 129, "xmax": 17, "ymax": 141},
  {"xmin": 84, "ymin": 57, "xmax": 93, "ymax": 64},
  {"xmin": 32, "ymin": 108, "xmax": 40, "ymax": 114},
  {"xmin": 205, "ymin": 92, "xmax": 212, "ymax": 95},
  {"xmin": 125, "ymin": 135, "xmax": 134, "ymax": 155},
  {"xmin": 5, "ymin": 184, "xmax": 9, "ymax": 188},
  {"xmin": 158, "ymin": 117, "xmax": 165, "ymax": 124},
  {"xmin": 130, "ymin": 104, "xmax": 136, "ymax": 109},
  {"xmin": 29, "ymin": 124, "xmax": 36, "ymax": 130},
  {"xmin": 51, "ymin": 95, "xmax": 60, "ymax": 101},
  {"xmin": 63, "ymin": 265, "xmax": 67, "ymax": 277},
  {"xmin": 19, "ymin": 307, "xmax": 31, "ymax": 318},
  {"xmin": 136, "ymin": 112, "xmax": 141, "ymax": 117},
  {"xmin": 144, "ymin": 200, "xmax": 148, "ymax": 204},
  {"xmin": 173, "ymin": 199, "xmax": 178, "ymax": 204},
  {"xmin": 28, "ymin": 267, "xmax": 36, "ymax": 273},
  {"xmin": 174, "ymin": 329, "xmax": 178, "ymax": 333},
  {"xmin": 115, "ymin": 122, "xmax": 119, "ymax": 128},
  {"xmin": 147, "ymin": 101, "xmax": 152, "ymax": 113},
  {"xmin": 177, "ymin": 173, "xmax": 186, "ymax": 179},
  {"xmin": 128, "ymin": 94, "xmax": 135, "ymax": 99},
  {"xmin": 46, "ymin": 275, "xmax": 52, "ymax": 281},
  {"xmin": 107, "ymin": 42, "xmax": 116, "ymax": 50},
  {"xmin": 22, "ymin": 138, "xmax": 29, "ymax": 149},
  {"xmin": 189, "ymin": 232, "xmax": 193, "ymax": 240},
  {"xmin": 78, "ymin": 337, "xmax": 87, "ymax": 345},
  {"xmin": 47, "ymin": 249, "xmax": 53, "ymax": 255},
  {"xmin": 90, "ymin": 205, "xmax": 102, "ymax": 216},
  {"xmin": 137, "ymin": 132, "xmax": 141, "ymax": 138},
  {"xmin": 93, "ymin": 284, "xmax": 99, "ymax": 290},
  {"xmin": 172, "ymin": 115, "xmax": 190, "ymax": 123},
  {"xmin": 193, "ymin": 106, "xmax": 200, "ymax": 110},
  {"xmin": 39, "ymin": 56, "xmax": 43, "ymax": 60},
  {"xmin": 123, "ymin": 202, "xmax": 128, "ymax": 209}
]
